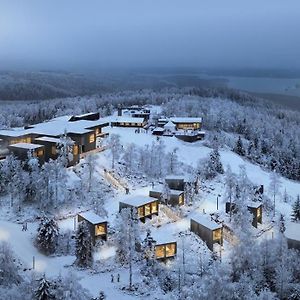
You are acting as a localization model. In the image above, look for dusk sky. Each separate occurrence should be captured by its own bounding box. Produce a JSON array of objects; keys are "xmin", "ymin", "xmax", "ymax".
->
[{"xmin": 1, "ymin": 0, "xmax": 300, "ymax": 71}]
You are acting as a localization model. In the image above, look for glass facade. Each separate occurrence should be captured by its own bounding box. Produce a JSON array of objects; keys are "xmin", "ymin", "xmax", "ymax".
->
[{"xmin": 95, "ymin": 224, "xmax": 106, "ymax": 236}]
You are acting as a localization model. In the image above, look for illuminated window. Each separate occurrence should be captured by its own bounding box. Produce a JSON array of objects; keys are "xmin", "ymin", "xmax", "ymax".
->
[
  {"xmin": 95, "ymin": 128, "xmax": 100, "ymax": 135},
  {"xmin": 51, "ymin": 146, "xmax": 57, "ymax": 155},
  {"xmin": 73, "ymin": 145, "xmax": 78, "ymax": 156},
  {"xmin": 89, "ymin": 134, "xmax": 95, "ymax": 143},
  {"xmin": 155, "ymin": 245, "xmax": 165, "ymax": 259},
  {"xmin": 165, "ymin": 243, "xmax": 176, "ymax": 257},
  {"xmin": 178, "ymin": 195, "xmax": 184, "ymax": 205},
  {"xmin": 257, "ymin": 207, "xmax": 261, "ymax": 218},
  {"xmin": 37, "ymin": 149, "xmax": 44, "ymax": 157},
  {"xmin": 151, "ymin": 201, "xmax": 158, "ymax": 213},
  {"xmin": 213, "ymin": 229, "xmax": 222, "ymax": 241},
  {"xmin": 95, "ymin": 224, "xmax": 106, "ymax": 236},
  {"xmin": 138, "ymin": 206, "xmax": 144, "ymax": 217},
  {"xmin": 26, "ymin": 137, "xmax": 31, "ymax": 143},
  {"xmin": 144, "ymin": 204, "xmax": 151, "ymax": 216}
]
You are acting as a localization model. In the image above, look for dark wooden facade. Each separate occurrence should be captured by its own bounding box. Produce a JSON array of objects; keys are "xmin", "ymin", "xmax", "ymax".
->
[
  {"xmin": 119, "ymin": 196, "xmax": 159, "ymax": 222},
  {"xmin": 8, "ymin": 143, "xmax": 45, "ymax": 165},
  {"xmin": 149, "ymin": 189, "xmax": 184, "ymax": 206}
]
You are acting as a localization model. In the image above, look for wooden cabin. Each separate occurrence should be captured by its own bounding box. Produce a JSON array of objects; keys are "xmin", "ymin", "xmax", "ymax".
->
[
  {"xmin": 284, "ymin": 222, "xmax": 300, "ymax": 251},
  {"xmin": 175, "ymin": 131, "xmax": 205, "ymax": 142},
  {"xmin": 170, "ymin": 117, "xmax": 202, "ymax": 130},
  {"xmin": 247, "ymin": 202, "xmax": 263, "ymax": 228},
  {"xmin": 152, "ymin": 127, "xmax": 165, "ymax": 136},
  {"xmin": 119, "ymin": 196, "xmax": 159, "ymax": 222},
  {"xmin": 190, "ymin": 214, "xmax": 223, "ymax": 251},
  {"xmin": 77, "ymin": 211, "xmax": 108, "ymax": 244},
  {"xmin": 165, "ymin": 175, "xmax": 197, "ymax": 192},
  {"xmin": 111, "ymin": 117, "xmax": 146, "ymax": 128},
  {"xmin": 8, "ymin": 143, "xmax": 45, "ymax": 165},
  {"xmin": 34, "ymin": 136, "xmax": 80, "ymax": 166},
  {"xmin": 149, "ymin": 188, "xmax": 184, "ymax": 206},
  {"xmin": 225, "ymin": 202, "xmax": 263, "ymax": 228}
]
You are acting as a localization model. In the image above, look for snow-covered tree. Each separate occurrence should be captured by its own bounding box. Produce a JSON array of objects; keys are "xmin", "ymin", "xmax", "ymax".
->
[
  {"xmin": 278, "ymin": 214, "xmax": 286, "ymax": 234},
  {"xmin": 291, "ymin": 195, "xmax": 300, "ymax": 222},
  {"xmin": 82, "ymin": 154, "xmax": 97, "ymax": 193},
  {"xmin": 36, "ymin": 216, "xmax": 59, "ymax": 255},
  {"xmin": 75, "ymin": 221, "xmax": 93, "ymax": 268},
  {"xmin": 108, "ymin": 134, "xmax": 122, "ymax": 169},
  {"xmin": 0, "ymin": 242, "xmax": 21, "ymax": 286},
  {"xmin": 234, "ymin": 136, "xmax": 246, "ymax": 156},
  {"xmin": 35, "ymin": 275, "xmax": 53, "ymax": 300},
  {"xmin": 224, "ymin": 165, "xmax": 236, "ymax": 221},
  {"xmin": 269, "ymin": 170, "xmax": 282, "ymax": 217},
  {"xmin": 201, "ymin": 149, "xmax": 224, "ymax": 179},
  {"xmin": 58, "ymin": 131, "xmax": 74, "ymax": 167}
]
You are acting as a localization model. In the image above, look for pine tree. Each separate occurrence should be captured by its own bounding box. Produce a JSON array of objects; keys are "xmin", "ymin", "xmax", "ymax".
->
[
  {"xmin": 142, "ymin": 229, "xmax": 156, "ymax": 266},
  {"xmin": 234, "ymin": 136, "xmax": 245, "ymax": 156},
  {"xmin": 98, "ymin": 291, "xmax": 106, "ymax": 300},
  {"xmin": 279, "ymin": 214, "xmax": 286, "ymax": 233},
  {"xmin": 36, "ymin": 216, "xmax": 59, "ymax": 255},
  {"xmin": 35, "ymin": 276, "xmax": 53, "ymax": 300},
  {"xmin": 75, "ymin": 221, "xmax": 93, "ymax": 268},
  {"xmin": 291, "ymin": 195, "xmax": 300, "ymax": 222}
]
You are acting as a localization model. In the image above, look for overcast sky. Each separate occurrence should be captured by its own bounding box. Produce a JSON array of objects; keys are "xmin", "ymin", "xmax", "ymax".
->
[{"xmin": 1, "ymin": 0, "xmax": 300, "ymax": 71}]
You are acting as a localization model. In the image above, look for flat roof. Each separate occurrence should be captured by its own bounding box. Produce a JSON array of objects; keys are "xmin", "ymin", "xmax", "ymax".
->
[
  {"xmin": 120, "ymin": 195, "xmax": 157, "ymax": 207},
  {"xmin": 34, "ymin": 136, "xmax": 62, "ymax": 143},
  {"xmin": 78, "ymin": 211, "xmax": 106, "ymax": 225},
  {"xmin": 153, "ymin": 127, "xmax": 165, "ymax": 132},
  {"xmin": 170, "ymin": 117, "xmax": 202, "ymax": 123},
  {"xmin": 8, "ymin": 143, "xmax": 44, "ymax": 150},
  {"xmin": 248, "ymin": 201, "xmax": 262, "ymax": 209},
  {"xmin": 191, "ymin": 213, "xmax": 222, "ymax": 230},
  {"xmin": 150, "ymin": 186, "xmax": 183, "ymax": 196},
  {"xmin": 0, "ymin": 115, "xmax": 108, "ymax": 138},
  {"xmin": 151, "ymin": 231, "xmax": 177, "ymax": 245},
  {"xmin": 111, "ymin": 117, "xmax": 145, "ymax": 123},
  {"xmin": 285, "ymin": 222, "xmax": 300, "ymax": 241}
]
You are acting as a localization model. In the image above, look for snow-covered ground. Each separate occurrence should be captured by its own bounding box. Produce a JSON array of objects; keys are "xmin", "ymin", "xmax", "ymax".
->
[{"xmin": 1, "ymin": 121, "xmax": 299, "ymax": 299}]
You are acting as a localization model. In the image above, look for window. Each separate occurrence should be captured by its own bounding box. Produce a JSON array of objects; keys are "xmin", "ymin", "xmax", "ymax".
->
[
  {"xmin": 257, "ymin": 207, "xmax": 261, "ymax": 218},
  {"xmin": 89, "ymin": 134, "xmax": 95, "ymax": 143},
  {"xmin": 95, "ymin": 224, "xmax": 106, "ymax": 236},
  {"xmin": 178, "ymin": 194, "xmax": 184, "ymax": 205},
  {"xmin": 37, "ymin": 149, "xmax": 44, "ymax": 157},
  {"xmin": 165, "ymin": 243, "xmax": 176, "ymax": 257},
  {"xmin": 51, "ymin": 146, "xmax": 57, "ymax": 155},
  {"xmin": 73, "ymin": 145, "xmax": 78, "ymax": 156},
  {"xmin": 151, "ymin": 201, "xmax": 158, "ymax": 213},
  {"xmin": 213, "ymin": 229, "xmax": 222, "ymax": 241},
  {"xmin": 138, "ymin": 206, "xmax": 144, "ymax": 218},
  {"xmin": 155, "ymin": 245, "xmax": 165, "ymax": 259},
  {"xmin": 95, "ymin": 128, "xmax": 100, "ymax": 135},
  {"xmin": 144, "ymin": 204, "xmax": 151, "ymax": 216}
]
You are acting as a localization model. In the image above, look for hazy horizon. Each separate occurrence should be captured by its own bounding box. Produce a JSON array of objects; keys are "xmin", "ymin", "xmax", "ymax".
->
[{"xmin": 1, "ymin": 0, "xmax": 300, "ymax": 72}]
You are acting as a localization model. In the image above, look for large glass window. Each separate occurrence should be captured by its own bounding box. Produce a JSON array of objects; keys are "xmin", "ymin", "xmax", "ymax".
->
[
  {"xmin": 51, "ymin": 146, "xmax": 57, "ymax": 155},
  {"xmin": 257, "ymin": 207, "xmax": 261, "ymax": 218},
  {"xmin": 89, "ymin": 134, "xmax": 95, "ymax": 143},
  {"xmin": 155, "ymin": 245, "xmax": 165, "ymax": 259},
  {"xmin": 95, "ymin": 224, "xmax": 106, "ymax": 236},
  {"xmin": 213, "ymin": 229, "xmax": 222, "ymax": 241},
  {"xmin": 95, "ymin": 128, "xmax": 100, "ymax": 135},
  {"xmin": 37, "ymin": 149, "xmax": 44, "ymax": 157},
  {"xmin": 151, "ymin": 201, "xmax": 158, "ymax": 213},
  {"xmin": 138, "ymin": 206, "xmax": 144, "ymax": 218},
  {"xmin": 144, "ymin": 204, "xmax": 151, "ymax": 216},
  {"xmin": 165, "ymin": 243, "xmax": 176, "ymax": 257},
  {"xmin": 178, "ymin": 195, "xmax": 184, "ymax": 205},
  {"xmin": 73, "ymin": 145, "xmax": 78, "ymax": 156}
]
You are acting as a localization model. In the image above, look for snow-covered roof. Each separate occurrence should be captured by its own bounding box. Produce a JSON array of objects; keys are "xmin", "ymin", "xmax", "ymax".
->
[
  {"xmin": 8, "ymin": 143, "xmax": 44, "ymax": 150},
  {"xmin": 191, "ymin": 213, "xmax": 222, "ymax": 230},
  {"xmin": 247, "ymin": 201, "xmax": 262, "ymax": 209},
  {"xmin": 111, "ymin": 117, "xmax": 145, "ymax": 123},
  {"xmin": 170, "ymin": 117, "xmax": 202, "ymax": 123},
  {"xmin": 285, "ymin": 222, "xmax": 300, "ymax": 241},
  {"xmin": 78, "ymin": 211, "xmax": 106, "ymax": 225},
  {"xmin": 164, "ymin": 121, "xmax": 176, "ymax": 129},
  {"xmin": 151, "ymin": 231, "xmax": 177, "ymax": 245},
  {"xmin": 165, "ymin": 175, "xmax": 185, "ymax": 180},
  {"xmin": 120, "ymin": 196, "xmax": 157, "ymax": 207},
  {"xmin": 150, "ymin": 186, "xmax": 183, "ymax": 196},
  {"xmin": 34, "ymin": 136, "xmax": 62, "ymax": 144},
  {"xmin": 0, "ymin": 116, "xmax": 108, "ymax": 138},
  {"xmin": 152, "ymin": 127, "xmax": 165, "ymax": 132}
]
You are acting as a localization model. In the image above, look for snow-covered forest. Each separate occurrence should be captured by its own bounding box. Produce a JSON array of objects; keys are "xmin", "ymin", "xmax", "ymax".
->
[{"xmin": 0, "ymin": 87, "xmax": 300, "ymax": 300}]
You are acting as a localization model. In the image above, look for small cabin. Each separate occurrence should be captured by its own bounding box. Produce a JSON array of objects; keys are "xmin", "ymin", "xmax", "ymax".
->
[
  {"xmin": 77, "ymin": 211, "xmax": 108, "ymax": 244},
  {"xmin": 225, "ymin": 202, "xmax": 262, "ymax": 228},
  {"xmin": 8, "ymin": 143, "xmax": 45, "ymax": 165},
  {"xmin": 149, "ymin": 188, "xmax": 184, "ymax": 206},
  {"xmin": 152, "ymin": 127, "xmax": 165, "ymax": 136},
  {"xmin": 170, "ymin": 117, "xmax": 202, "ymax": 131},
  {"xmin": 247, "ymin": 202, "xmax": 263, "ymax": 228},
  {"xmin": 111, "ymin": 117, "xmax": 146, "ymax": 128},
  {"xmin": 119, "ymin": 196, "xmax": 159, "ymax": 222},
  {"xmin": 165, "ymin": 175, "xmax": 197, "ymax": 191},
  {"xmin": 190, "ymin": 214, "xmax": 223, "ymax": 251},
  {"xmin": 284, "ymin": 222, "xmax": 300, "ymax": 251}
]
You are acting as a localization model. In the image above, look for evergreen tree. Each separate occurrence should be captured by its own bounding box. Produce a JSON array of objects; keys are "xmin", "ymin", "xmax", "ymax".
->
[
  {"xmin": 291, "ymin": 195, "xmax": 300, "ymax": 222},
  {"xmin": 279, "ymin": 214, "xmax": 286, "ymax": 233},
  {"xmin": 35, "ymin": 276, "xmax": 53, "ymax": 300},
  {"xmin": 234, "ymin": 136, "xmax": 246, "ymax": 156},
  {"xmin": 202, "ymin": 149, "xmax": 224, "ymax": 179},
  {"xmin": 75, "ymin": 221, "xmax": 93, "ymax": 268},
  {"xmin": 98, "ymin": 291, "xmax": 106, "ymax": 300},
  {"xmin": 36, "ymin": 216, "xmax": 59, "ymax": 255}
]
